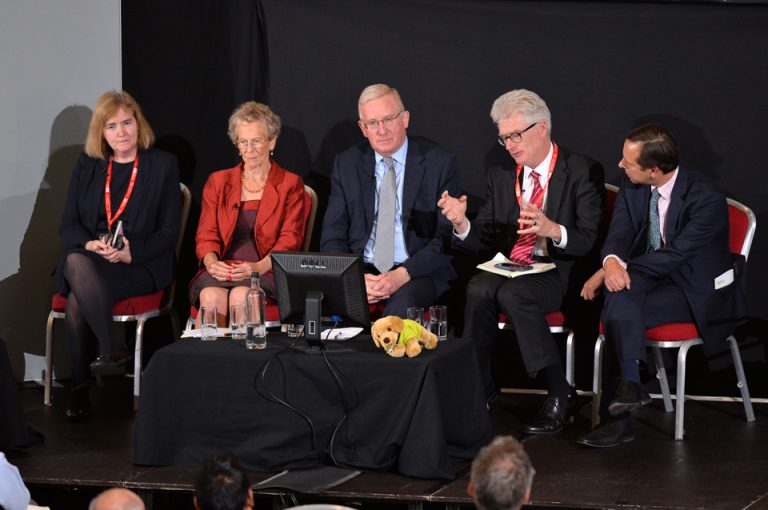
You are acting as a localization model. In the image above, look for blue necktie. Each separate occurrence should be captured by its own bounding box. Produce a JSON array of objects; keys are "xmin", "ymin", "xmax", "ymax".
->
[{"xmin": 647, "ymin": 188, "xmax": 661, "ymax": 252}]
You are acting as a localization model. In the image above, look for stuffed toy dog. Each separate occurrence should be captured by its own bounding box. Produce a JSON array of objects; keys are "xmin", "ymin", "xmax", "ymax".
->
[{"xmin": 371, "ymin": 315, "xmax": 438, "ymax": 357}]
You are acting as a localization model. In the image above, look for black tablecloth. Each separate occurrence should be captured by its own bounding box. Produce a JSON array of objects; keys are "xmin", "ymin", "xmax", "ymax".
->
[{"xmin": 133, "ymin": 334, "xmax": 492, "ymax": 479}]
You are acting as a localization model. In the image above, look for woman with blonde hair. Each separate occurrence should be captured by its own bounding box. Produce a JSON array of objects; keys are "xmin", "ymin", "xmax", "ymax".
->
[{"xmin": 54, "ymin": 90, "xmax": 181, "ymax": 420}]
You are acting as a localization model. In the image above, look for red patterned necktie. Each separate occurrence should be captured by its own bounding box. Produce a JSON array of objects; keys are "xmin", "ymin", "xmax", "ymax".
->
[{"xmin": 509, "ymin": 172, "xmax": 543, "ymax": 264}]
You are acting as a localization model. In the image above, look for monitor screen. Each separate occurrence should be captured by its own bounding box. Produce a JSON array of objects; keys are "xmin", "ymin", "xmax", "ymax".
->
[{"xmin": 271, "ymin": 251, "xmax": 370, "ymax": 347}]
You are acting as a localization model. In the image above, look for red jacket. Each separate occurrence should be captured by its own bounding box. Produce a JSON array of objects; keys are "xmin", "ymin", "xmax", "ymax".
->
[{"xmin": 194, "ymin": 160, "xmax": 305, "ymax": 267}]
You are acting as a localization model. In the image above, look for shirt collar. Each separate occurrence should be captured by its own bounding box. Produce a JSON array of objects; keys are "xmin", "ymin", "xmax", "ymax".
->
[
  {"xmin": 526, "ymin": 142, "xmax": 555, "ymax": 180},
  {"xmin": 652, "ymin": 167, "xmax": 679, "ymax": 200},
  {"xmin": 375, "ymin": 137, "xmax": 409, "ymax": 169}
]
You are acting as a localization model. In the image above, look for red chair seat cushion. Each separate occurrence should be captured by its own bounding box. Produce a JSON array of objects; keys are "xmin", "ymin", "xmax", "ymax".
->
[
  {"xmin": 52, "ymin": 291, "xmax": 166, "ymax": 316},
  {"xmin": 598, "ymin": 321, "xmax": 699, "ymax": 342},
  {"xmin": 645, "ymin": 322, "xmax": 700, "ymax": 342}
]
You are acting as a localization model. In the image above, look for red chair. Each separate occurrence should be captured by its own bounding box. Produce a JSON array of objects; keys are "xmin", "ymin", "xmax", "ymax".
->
[
  {"xmin": 44, "ymin": 183, "xmax": 192, "ymax": 411},
  {"xmin": 186, "ymin": 184, "xmax": 318, "ymax": 330},
  {"xmin": 591, "ymin": 197, "xmax": 756, "ymax": 439}
]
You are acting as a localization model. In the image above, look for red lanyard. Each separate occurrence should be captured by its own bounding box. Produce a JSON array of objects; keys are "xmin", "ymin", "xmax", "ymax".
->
[
  {"xmin": 105, "ymin": 154, "xmax": 139, "ymax": 231},
  {"xmin": 514, "ymin": 143, "xmax": 559, "ymax": 210}
]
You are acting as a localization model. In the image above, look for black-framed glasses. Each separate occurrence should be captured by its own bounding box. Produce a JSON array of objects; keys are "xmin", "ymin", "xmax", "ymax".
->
[
  {"xmin": 360, "ymin": 111, "xmax": 404, "ymax": 130},
  {"xmin": 497, "ymin": 122, "xmax": 538, "ymax": 146}
]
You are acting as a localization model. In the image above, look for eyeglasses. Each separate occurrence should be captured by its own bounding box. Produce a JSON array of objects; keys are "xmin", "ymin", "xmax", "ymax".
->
[
  {"xmin": 236, "ymin": 138, "xmax": 267, "ymax": 150},
  {"xmin": 497, "ymin": 122, "xmax": 538, "ymax": 146},
  {"xmin": 360, "ymin": 111, "xmax": 404, "ymax": 131}
]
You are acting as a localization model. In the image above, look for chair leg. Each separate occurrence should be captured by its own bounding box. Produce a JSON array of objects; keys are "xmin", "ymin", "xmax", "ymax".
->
[
  {"xmin": 652, "ymin": 347, "xmax": 674, "ymax": 413},
  {"xmin": 44, "ymin": 312, "xmax": 55, "ymax": 406},
  {"xmin": 169, "ymin": 311, "xmax": 181, "ymax": 340},
  {"xmin": 726, "ymin": 335, "xmax": 755, "ymax": 422},
  {"xmin": 591, "ymin": 334, "xmax": 604, "ymax": 429},
  {"xmin": 565, "ymin": 329, "xmax": 575, "ymax": 387},
  {"xmin": 133, "ymin": 319, "xmax": 146, "ymax": 412},
  {"xmin": 673, "ymin": 340, "xmax": 699, "ymax": 441}
]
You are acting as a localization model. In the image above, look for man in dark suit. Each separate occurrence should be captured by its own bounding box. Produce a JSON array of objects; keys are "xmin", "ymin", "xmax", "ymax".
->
[
  {"xmin": 439, "ymin": 90, "xmax": 605, "ymax": 434},
  {"xmin": 577, "ymin": 123, "xmax": 745, "ymax": 447},
  {"xmin": 321, "ymin": 84, "xmax": 460, "ymax": 317}
]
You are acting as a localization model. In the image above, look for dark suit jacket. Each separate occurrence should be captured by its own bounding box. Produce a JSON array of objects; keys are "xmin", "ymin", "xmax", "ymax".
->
[
  {"xmin": 459, "ymin": 146, "xmax": 605, "ymax": 291},
  {"xmin": 55, "ymin": 147, "xmax": 181, "ymax": 292},
  {"xmin": 320, "ymin": 136, "xmax": 460, "ymax": 296},
  {"xmin": 602, "ymin": 167, "xmax": 747, "ymax": 344}
]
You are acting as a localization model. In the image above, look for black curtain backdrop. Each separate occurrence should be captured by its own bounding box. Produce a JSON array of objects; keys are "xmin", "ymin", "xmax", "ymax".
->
[{"xmin": 122, "ymin": 1, "xmax": 768, "ymax": 386}]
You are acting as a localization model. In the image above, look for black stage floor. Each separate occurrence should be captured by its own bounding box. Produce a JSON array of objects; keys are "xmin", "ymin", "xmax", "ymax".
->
[{"xmin": 8, "ymin": 376, "xmax": 768, "ymax": 510}]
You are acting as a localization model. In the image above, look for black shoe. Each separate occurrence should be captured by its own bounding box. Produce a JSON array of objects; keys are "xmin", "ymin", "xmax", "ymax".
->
[
  {"xmin": 608, "ymin": 378, "xmax": 651, "ymax": 417},
  {"xmin": 66, "ymin": 384, "xmax": 91, "ymax": 422},
  {"xmin": 522, "ymin": 388, "xmax": 577, "ymax": 435},
  {"xmin": 577, "ymin": 419, "xmax": 635, "ymax": 448},
  {"xmin": 89, "ymin": 347, "xmax": 130, "ymax": 377},
  {"xmin": 486, "ymin": 385, "xmax": 501, "ymax": 408}
]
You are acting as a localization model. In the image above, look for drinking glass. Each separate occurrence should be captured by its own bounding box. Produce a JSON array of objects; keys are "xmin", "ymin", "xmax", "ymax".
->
[
  {"xmin": 429, "ymin": 305, "xmax": 448, "ymax": 341},
  {"xmin": 406, "ymin": 307, "xmax": 425, "ymax": 327},
  {"xmin": 229, "ymin": 304, "xmax": 246, "ymax": 340},
  {"xmin": 200, "ymin": 306, "xmax": 218, "ymax": 341}
]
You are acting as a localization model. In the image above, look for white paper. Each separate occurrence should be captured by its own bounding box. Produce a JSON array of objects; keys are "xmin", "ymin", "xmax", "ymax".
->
[
  {"xmin": 476, "ymin": 252, "xmax": 556, "ymax": 278},
  {"xmin": 714, "ymin": 268, "xmax": 734, "ymax": 290},
  {"xmin": 321, "ymin": 327, "xmax": 364, "ymax": 340}
]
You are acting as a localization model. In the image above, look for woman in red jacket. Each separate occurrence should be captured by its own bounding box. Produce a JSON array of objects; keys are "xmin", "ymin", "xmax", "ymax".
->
[{"xmin": 190, "ymin": 102, "xmax": 305, "ymax": 325}]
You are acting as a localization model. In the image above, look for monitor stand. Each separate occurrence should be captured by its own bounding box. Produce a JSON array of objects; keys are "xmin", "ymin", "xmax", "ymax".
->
[{"xmin": 303, "ymin": 291, "xmax": 325, "ymax": 354}]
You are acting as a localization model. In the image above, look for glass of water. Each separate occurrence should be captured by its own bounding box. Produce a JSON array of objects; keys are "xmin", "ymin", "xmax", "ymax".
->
[
  {"xmin": 429, "ymin": 305, "xmax": 448, "ymax": 341},
  {"xmin": 406, "ymin": 307, "xmax": 425, "ymax": 327},
  {"xmin": 229, "ymin": 304, "xmax": 246, "ymax": 340},
  {"xmin": 200, "ymin": 306, "xmax": 218, "ymax": 341}
]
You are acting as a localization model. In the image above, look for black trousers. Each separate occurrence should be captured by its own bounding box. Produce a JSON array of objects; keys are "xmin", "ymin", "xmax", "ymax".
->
[
  {"xmin": 463, "ymin": 270, "xmax": 565, "ymax": 393},
  {"xmin": 364, "ymin": 264, "xmax": 438, "ymax": 318}
]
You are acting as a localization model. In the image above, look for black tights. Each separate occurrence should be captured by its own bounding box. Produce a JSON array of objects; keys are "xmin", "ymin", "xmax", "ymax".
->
[{"xmin": 63, "ymin": 252, "xmax": 120, "ymax": 387}]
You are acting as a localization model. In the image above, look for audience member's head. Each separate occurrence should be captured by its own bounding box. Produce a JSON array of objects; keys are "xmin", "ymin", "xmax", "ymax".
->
[
  {"xmin": 468, "ymin": 436, "xmax": 535, "ymax": 510},
  {"xmin": 194, "ymin": 453, "xmax": 254, "ymax": 510},
  {"xmin": 88, "ymin": 487, "xmax": 145, "ymax": 510}
]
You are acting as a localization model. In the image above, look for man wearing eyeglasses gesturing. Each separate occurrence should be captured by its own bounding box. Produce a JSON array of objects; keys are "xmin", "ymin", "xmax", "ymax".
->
[
  {"xmin": 321, "ymin": 83, "xmax": 460, "ymax": 317},
  {"xmin": 439, "ymin": 90, "xmax": 605, "ymax": 435}
]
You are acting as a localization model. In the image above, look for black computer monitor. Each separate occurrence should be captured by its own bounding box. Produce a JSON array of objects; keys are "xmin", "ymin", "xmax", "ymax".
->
[{"xmin": 271, "ymin": 251, "xmax": 370, "ymax": 351}]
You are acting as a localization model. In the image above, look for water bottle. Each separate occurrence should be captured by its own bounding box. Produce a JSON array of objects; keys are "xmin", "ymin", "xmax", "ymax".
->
[{"xmin": 245, "ymin": 272, "xmax": 267, "ymax": 349}]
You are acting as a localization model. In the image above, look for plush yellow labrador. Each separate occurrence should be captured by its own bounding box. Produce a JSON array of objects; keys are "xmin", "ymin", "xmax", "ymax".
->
[{"xmin": 371, "ymin": 315, "xmax": 438, "ymax": 357}]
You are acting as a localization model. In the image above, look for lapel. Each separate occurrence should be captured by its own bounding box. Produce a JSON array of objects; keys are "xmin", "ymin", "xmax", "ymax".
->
[
  {"xmin": 256, "ymin": 161, "xmax": 281, "ymax": 233},
  {"xmin": 402, "ymin": 137, "xmax": 425, "ymax": 229},
  {"xmin": 220, "ymin": 164, "xmax": 242, "ymax": 243},
  {"xmin": 360, "ymin": 146, "xmax": 377, "ymax": 232},
  {"xmin": 91, "ymin": 158, "xmax": 109, "ymax": 231},
  {"xmin": 544, "ymin": 147, "xmax": 566, "ymax": 221},
  {"xmin": 664, "ymin": 167, "xmax": 688, "ymax": 244},
  {"xmin": 124, "ymin": 149, "xmax": 149, "ymax": 229}
]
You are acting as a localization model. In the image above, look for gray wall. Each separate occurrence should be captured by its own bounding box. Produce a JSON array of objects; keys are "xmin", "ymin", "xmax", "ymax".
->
[{"xmin": 0, "ymin": 1, "xmax": 122, "ymax": 379}]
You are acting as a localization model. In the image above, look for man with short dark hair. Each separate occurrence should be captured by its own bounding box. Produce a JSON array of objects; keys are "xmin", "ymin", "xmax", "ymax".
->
[
  {"xmin": 321, "ymin": 83, "xmax": 460, "ymax": 317},
  {"xmin": 468, "ymin": 435, "xmax": 535, "ymax": 510},
  {"xmin": 194, "ymin": 453, "xmax": 254, "ymax": 510},
  {"xmin": 578, "ymin": 123, "xmax": 746, "ymax": 447}
]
